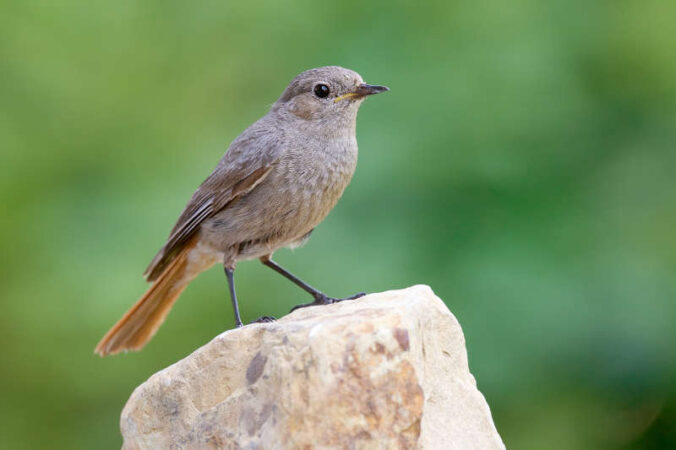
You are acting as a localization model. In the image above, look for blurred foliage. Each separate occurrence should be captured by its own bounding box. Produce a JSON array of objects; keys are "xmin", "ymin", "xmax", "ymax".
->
[{"xmin": 1, "ymin": 0, "xmax": 675, "ymax": 448}]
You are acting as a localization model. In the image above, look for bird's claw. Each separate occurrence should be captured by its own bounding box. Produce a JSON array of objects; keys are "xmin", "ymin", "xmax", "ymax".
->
[
  {"xmin": 251, "ymin": 315, "xmax": 277, "ymax": 324},
  {"xmin": 290, "ymin": 292, "xmax": 367, "ymax": 313}
]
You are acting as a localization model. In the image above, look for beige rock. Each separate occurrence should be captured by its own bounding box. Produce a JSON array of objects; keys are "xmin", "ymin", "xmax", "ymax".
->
[{"xmin": 121, "ymin": 285, "xmax": 504, "ymax": 449}]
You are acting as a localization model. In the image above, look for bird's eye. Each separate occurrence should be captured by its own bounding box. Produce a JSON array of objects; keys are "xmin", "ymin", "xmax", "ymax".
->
[{"xmin": 313, "ymin": 84, "xmax": 330, "ymax": 98}]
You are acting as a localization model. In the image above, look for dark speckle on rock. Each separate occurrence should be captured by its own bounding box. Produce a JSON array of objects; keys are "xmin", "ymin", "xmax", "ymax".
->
[
  {"xmin": 393, "ymin": 328, "xmax": 410, "ymax": 351},
  {"xmin": 246, "ymin": 352, "xmax": 267, "ymax": 384}
]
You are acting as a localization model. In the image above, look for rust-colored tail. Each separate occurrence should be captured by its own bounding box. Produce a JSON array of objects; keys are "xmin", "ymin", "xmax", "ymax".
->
[{"xmin": 95, "ymin": 240, "xmax": 198, "ymax": 356}]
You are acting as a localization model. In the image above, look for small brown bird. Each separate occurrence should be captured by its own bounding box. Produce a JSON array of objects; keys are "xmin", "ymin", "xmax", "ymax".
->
[{"xmin": 95, "ymin": 66, "xmax": 389, "ymax": 356}]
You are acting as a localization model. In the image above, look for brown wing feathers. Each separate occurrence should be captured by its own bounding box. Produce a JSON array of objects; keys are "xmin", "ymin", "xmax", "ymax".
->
[
  {"xmin": 143, "ymin": 197, "xmax": 214, "ymax": 281},
  {"xmin": 143, "ymin": 165, "xmax": 273, "ymax": 282}
]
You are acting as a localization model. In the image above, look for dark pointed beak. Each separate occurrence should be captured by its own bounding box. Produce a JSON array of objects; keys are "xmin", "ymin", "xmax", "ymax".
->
[{"xmin": 355, "ymin": 83, "xmax": 390, "ymax": 96}]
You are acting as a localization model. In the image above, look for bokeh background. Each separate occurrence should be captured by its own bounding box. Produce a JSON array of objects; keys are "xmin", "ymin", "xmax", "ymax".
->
[{"xmin": 1, "ymin": 1, "xmax": 675, "ymax": 448}]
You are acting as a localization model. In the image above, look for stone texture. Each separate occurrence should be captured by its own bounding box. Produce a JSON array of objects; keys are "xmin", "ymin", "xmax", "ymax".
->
[{"xmin": 121, "ymin": 285, "xmax": 504, "ymax": 449}]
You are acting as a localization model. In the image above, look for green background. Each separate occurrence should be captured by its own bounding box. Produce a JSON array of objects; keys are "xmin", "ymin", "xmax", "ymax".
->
[{"xmin": 1, "ymin": 1, "xmax": 674, "ymax": 448}]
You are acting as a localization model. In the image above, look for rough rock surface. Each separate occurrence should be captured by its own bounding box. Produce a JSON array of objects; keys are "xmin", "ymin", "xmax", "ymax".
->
[{"xmin": 121, "ymin": 285, "xmax": 504, "ymax": 449}]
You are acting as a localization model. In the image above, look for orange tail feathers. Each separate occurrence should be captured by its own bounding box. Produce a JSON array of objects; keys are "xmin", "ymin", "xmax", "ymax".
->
[{"xmin": 95, "ymin": 239, "xmax": 201, "ymax": 356}]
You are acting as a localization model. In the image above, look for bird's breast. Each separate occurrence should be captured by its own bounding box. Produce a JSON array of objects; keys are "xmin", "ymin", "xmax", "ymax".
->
[
  {"xmin": 256, "ymin": 136, "xmax": 357, "ymax": 235},
  {"xmin": 276, "ymin": 136, "xmax": 358, "ymax": 217}
]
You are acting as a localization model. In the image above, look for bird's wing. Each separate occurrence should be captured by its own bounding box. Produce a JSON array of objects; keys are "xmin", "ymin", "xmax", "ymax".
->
[{"xmin": 144, "ymin": 126, "xmax": 285, "ymax": 281}]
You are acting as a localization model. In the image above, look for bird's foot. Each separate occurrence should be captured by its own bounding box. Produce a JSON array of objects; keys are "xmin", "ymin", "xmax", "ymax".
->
[
  {"xmin": 290, "ymin": 292, "xmax": 366, "ymax": 313},
  {"xmin": 251, "ymin": 315, "xmax": 277, "ymax": 324}
]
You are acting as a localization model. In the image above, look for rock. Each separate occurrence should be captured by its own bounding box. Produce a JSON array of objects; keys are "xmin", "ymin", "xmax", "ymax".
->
[{"xmin": 120, "ymin": 285, "xmax": 505, "ymax": 449}]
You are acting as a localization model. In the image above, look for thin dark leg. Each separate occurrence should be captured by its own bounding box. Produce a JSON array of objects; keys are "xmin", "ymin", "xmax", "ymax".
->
[
  {"xmin": 261, "ymin": 258, "xmax": 366, "ymax": 312},
  {"xmin": 224, "ymin": 266, "xmax": 243, "ymax": 328},
  {"xmin": 262, "ymin": 258, "xmax": 324, "ymax": 298}
]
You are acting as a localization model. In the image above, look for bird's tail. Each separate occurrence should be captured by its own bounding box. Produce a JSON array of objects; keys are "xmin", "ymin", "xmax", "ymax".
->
[{"xmin": 95, "ymin": 238, "xmax": 206, "ymax": 356}]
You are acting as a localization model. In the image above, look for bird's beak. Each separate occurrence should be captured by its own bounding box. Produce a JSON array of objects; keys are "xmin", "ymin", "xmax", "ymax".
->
[
  {"xmin": 355, "ymin": 83, "xmax": 390, "ymax": 96},
  {"xmin": 334, "ymin": 83, "xmax": 390, "ymax": 102}
]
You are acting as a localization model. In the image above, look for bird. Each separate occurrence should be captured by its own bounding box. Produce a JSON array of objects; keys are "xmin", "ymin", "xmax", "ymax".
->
[{"xmin": 95, "ymin": 66, "xmax": 389, "ymax": 356}]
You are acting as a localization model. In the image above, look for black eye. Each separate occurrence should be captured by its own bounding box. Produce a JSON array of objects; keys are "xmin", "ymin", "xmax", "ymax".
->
[{"xmin": 313, "ymin": 84, "xmax": 330, "ymax": 98}]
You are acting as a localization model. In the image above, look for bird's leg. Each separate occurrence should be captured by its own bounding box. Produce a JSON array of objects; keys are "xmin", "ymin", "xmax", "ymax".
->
[
  {"xmin": 224, "ymin": 265, "xmax": 243, "ymax": 328},
  {"xmin": 260, "ymin": 257, "xmax": 366, "ymax": 312}
]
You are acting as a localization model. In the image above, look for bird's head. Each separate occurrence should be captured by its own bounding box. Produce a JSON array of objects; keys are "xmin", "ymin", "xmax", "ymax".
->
[{"xmin": 273, "ymin": 66, "xmax": 388, "ymax": 123}]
